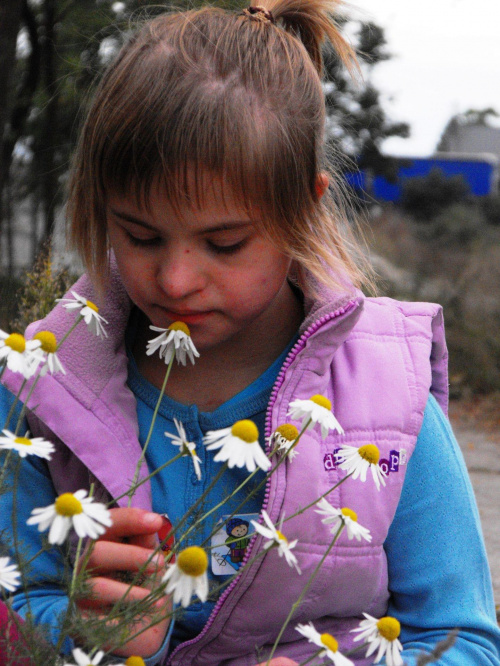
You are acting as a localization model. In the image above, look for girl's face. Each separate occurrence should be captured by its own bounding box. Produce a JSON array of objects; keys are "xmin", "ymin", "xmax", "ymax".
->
[{"xmin": 106, "ymin": 175, "xmax": 298, "ymax": 353}]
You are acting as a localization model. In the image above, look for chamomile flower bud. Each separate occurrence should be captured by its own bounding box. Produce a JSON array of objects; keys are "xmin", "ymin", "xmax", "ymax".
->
[
  {"xmin": 315, "ymin": 498, "xmax": 372, "ymax": 542},
  {"xmin": 162, "ymin": 546, "xmax": 208, "ymax": 608},
  {"xmin": 287, "ymin": 394, "xmax": 344, "ymax": 439},
  {"xmin": 337, "ymin": 443, "xmax": 387, "ymax": 491},
  {"xmin": 270, "ymin": 423, "xmax": 300, "ymax": 461},
  {"xmin": 0, "ymin": 430, "xmax": 55, "ymax": 460},
  {"xmin": 204, "ymin": 420, "xmax": 271, "ymax": 473},
  {"xmin": 27, "ymin": 489, "xmax": 112, "ymax": 545},
  {"xmin": 295, "ymin": 622, "xmax": 354, "ymax": 665},
  {"xmin": 147, "ymin": 322, "xmax": 199, "ymax": 366},
  {"xmin": 57, "ymin": 291, "xmax": 108, "ymax": 338},
  {"xmin": 165, "ymin": 418, "xmax": 202, "ymax": 480},
  {"xmin": 351, "ymin": 613, "xmax": 403, "ymax": 666},
  {"xmin": 0, "ymin": 556, "xmax": 21, "ymax": 593},
  {"xmin": 0, "ymin": 330, "xmax": 42, "ymax": 378},
  {"xmin": 251, "ymin": 510, "xmax": 301, "ymax": 574}
]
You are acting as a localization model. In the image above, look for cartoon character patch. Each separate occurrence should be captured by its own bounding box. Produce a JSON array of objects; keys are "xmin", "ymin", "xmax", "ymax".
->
[{"xmin": 210, "ymin": 513, "xmax": 258, "ymax": 575}]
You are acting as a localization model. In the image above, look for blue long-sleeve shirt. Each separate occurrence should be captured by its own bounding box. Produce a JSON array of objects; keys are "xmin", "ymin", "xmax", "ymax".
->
[{"xmin": 1, "ymin": 366, "xmax": 499, "ymax": 664}]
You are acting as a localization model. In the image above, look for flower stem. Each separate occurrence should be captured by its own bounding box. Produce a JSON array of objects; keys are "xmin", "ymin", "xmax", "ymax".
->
[
  {"xmin": 265, "ymin": 523, "xmax": 344, "ymax": 665},
  {"xmin": 109, "ymin": 451, "xmax": 185, "ymax": 507},
  {"xmin": 4, "ymin": 378, "xmax": 27, "ymax": 431},
  {"xmin": 127, "ymin": 354, "xmax": 175, "ymax": 507},
  {"xmin": 282, "ymin": 471, "xmax": 354, "ymax": 524},
  {"xmin": 297, "ymin": 649, "xmax": 325, "ymax": 666},
  {"xmin": 56, "ymin": 315, "xmax": 83, "ymax": 351}
]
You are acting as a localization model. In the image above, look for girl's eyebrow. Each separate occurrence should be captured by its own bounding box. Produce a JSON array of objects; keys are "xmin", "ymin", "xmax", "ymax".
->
[{"xmin": 109, "ymin": 208, "xmax": 251, "ymax": 234}]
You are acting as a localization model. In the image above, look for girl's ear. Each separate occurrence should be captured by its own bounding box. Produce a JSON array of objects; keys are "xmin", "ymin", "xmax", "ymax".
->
[{"xmin": 315, "ymin": 172, "xmax": 329, "ymax": 200}]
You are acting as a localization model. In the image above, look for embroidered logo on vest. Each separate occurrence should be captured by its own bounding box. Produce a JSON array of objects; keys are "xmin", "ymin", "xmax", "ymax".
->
[{"xmin": 324, "ymin": 448, "xmax": 407, "ymax": 474}]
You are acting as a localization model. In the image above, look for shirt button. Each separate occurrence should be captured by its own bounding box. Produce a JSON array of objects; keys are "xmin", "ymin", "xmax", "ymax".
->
[{"xmin": 191, "ymin": 472, "xmax": 200, "ymax": 484}]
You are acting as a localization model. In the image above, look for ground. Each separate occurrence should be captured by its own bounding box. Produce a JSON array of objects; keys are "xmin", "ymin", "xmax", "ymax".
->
[{"xmin": 448, "ymin": 393, "xmax": 500, "ymax": 621}]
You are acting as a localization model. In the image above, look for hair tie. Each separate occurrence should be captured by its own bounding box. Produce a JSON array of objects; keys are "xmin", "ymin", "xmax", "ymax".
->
[{"xmin": 242, "ymin": 5, "xmax": 275, "ymax": 24}]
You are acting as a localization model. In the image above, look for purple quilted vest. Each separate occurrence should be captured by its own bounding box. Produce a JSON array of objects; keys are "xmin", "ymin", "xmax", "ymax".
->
[{"xmin": 2, "ymin": 266, "xmax": 448, "ymax": 665}]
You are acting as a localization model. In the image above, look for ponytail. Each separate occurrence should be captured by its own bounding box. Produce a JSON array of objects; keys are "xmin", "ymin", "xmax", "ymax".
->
[{"xmin": 251, "ymin": 0, "xmax": 358, "ymax": 76}]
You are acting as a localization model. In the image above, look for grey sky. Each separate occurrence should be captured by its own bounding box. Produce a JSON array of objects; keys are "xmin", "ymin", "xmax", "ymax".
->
[{"xmin": 348, "ymin": 0, "xmax": 500, "ymax": 156}]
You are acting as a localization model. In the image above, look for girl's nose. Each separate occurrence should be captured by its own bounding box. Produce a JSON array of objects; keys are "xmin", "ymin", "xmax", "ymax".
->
[{"xmin": 156, "ymin": 249, "xmax": 206, "ymax": 300}]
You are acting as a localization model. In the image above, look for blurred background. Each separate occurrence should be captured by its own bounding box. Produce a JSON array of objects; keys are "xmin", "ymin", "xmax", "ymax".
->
[{"xmin": 0, "ymin": 0, "xmax": 499, "ymax": 399}]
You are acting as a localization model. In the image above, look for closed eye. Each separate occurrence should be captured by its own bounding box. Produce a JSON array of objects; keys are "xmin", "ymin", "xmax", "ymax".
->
[
  {"xmin": 207, "ymin": 240, "xmax": 246, "ymax": 255},
  {"xmin": 125, "ymin": 231, "xmax": 162, "ymax": 247}
]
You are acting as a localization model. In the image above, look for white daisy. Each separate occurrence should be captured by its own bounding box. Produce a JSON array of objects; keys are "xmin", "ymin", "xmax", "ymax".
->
[
  {"xmin": 251, "ymin": 510, "xmax": 301, "ymax": 574},
  {"xmin": 27, "ymin": 489, "xmax": 112, "ymax": 545},
  {"xmin": 63, "ymin": 648, "xmax": 105, "ymax": 666},
  {"xmin": 315, "ymin": 498, "xmax": 372, "ymax": 542},
  {"xmin": 295, "ymin": 622, "xmax": 354, "ymax": 665},
  {"xmin": 287, "ymin": 394, "xmax": 344, "ymax": 439},
  {"xmin": 269, "ymin": 423, "xmax": 300, "ymax": 461},
  {"xmin": 0, "ymin": 556, "xmax": 21, "ymax": 592},
  {"xmin": 203, "ymin": 420, "xmax": 271, "ymax": 473},
  {"xmin": 0, "ymin": 330, "xmax": 42, "ymax": 378},
  {"xmin": 165, "ymin": 418, "xmax": 202, "ymax": 480},
  {"xmin": 57, "ymin": 291, "xmax": 108, "ymax": 338},
  {"xmin": 162, "ymin": 546, "xmax": 208, "ymax": 608},
  {"xmin": 337, "ymin": 443, "xmax": 387, "ymax": 491},
  {"xmin": 146, "ymin": 322, "xmax": 199, "ymax": 366},
  {"xmin": 351, "ymin": 613, "xmax": 403, "ymax": 666},
  {"xmin": 30, "ymin": 330, "xmax": 65, "ymax": 375},
  {"xmin": 0, "ymin": 430, "xmax": 55, "ymax": 460}
]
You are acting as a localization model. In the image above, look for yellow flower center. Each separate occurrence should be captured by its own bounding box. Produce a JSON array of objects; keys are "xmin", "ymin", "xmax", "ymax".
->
[
  {"xmin": 275, "ymin": 530, "xmax": 288, "ymax": 544},
  {"xmin": 168, "ymin": 321, "xmax": 190, "ymax": 336},
  {"xmin": 358, "ymin": 444, "xmax": 380, "ymax": 465},
  {"xmin": 320, "ymin": 633, "xmax": 338, "ymax": 652},
  {"xmin": 85, "ymin": 300, "xmax": 99, "ymax": 313},
  {"xmin": 376, "ymin": 616, "xmax": 401, "ymax": 641},
  {"xmin": 14, "ymin": 437, "xmax": 32, "ymax": 447},
  {"xmin": 125, "ymin": 658, "xmax": 146, "ymax": 666},
  {"xmin": 309, "ymin": 394, "xmax": 332, "ymax": 411},
  {"xmin": 55, "ymin": 493, "xmax": 83, "ymax": 517},
  {"xmin": 275, "ymin": 424, "xmax": 299, "ymax": 442},
  {"xmin": 177, "ymin": 546, "xmax": 208, "ymax": 577},
  {"xmin": 5, "ymin": 333, "xmax": 26, "ymax": 353},
  {"xmin": 341, "ymin": 507, "xmax": 358, "ymax": 522},
  {"xmin": 231, "ymin": 420, "xmax": 259, "ymax": 443},
  {"xmin": 34, "ymin": 331, "xmax": 57, "ymax": 353}
]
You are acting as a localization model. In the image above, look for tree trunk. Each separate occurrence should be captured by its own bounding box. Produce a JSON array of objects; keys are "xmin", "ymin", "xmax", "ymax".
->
[
  {"xmin": 0, "ymin": 0, "xmax": 24, "ymax": 261},
  {"xmin": 40, "ymin": 0, "xmax": 59, "ymax": 244}
]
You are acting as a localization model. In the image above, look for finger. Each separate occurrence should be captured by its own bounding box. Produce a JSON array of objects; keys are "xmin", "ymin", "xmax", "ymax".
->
[
  {"xmin": 76, "ymin": 576, "xmax": 167, "ymax": 609},
  {"xmin": 100, "ymin": 508, "xmax": 163, "ymax": 542},
  {"xmin": 128, "ymin": 531, "xmax": 161, "ymax": 550},
  {"xmin": 84, "ymin": 541, "xmax": 165, "ymax": 575},
  {"xmin": 256, "ymin": 660, "xmax": 298, "ymax": 666}
]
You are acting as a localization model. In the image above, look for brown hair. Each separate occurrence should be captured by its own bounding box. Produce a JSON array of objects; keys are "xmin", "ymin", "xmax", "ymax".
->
[{"xmin": 67, "ymin": 0, "xmax": 374, "ymax": 297}]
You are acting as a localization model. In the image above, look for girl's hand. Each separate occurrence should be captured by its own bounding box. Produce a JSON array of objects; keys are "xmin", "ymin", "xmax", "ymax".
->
[
  {"xmin": 256, "ymin": 660, "xmax": 298, "ymax": 665},
  {"xmin": 76, "ymin": 508, "xmax": 171, "ymax": 657}
]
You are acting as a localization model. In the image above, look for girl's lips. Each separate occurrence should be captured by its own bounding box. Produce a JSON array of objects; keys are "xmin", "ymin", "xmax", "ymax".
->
[{"xmin": 163, "ymin": 309, "xmax": 214, "ymax": 325}]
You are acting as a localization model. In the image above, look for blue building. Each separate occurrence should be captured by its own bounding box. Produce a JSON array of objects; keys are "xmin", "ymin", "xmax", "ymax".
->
[{"xmin": 348, "ymin": 152, "xmax": 499, "ymax": 202}]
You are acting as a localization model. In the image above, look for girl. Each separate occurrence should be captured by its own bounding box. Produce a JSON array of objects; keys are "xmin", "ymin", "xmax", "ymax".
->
[{"xmin": 1, "ymin": 1, "xmax": 500, "ymax": 664}]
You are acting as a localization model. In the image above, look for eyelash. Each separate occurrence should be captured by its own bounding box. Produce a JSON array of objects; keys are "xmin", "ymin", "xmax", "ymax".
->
[{"xmin": 125, "ymin": 232, "xmax": 245, "ymax": 255}]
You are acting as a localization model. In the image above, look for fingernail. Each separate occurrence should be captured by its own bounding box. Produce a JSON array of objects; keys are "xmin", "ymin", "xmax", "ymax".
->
[{"xmin": 143, "ymin": 512, "xmax": 160, "ymax": 525}]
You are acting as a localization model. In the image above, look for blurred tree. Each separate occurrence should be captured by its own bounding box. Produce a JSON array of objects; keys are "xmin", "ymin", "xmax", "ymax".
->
[
  {"xmin": 0, "ymin": 0, "xmax": 24, "ymax": 239},
  {"xmin": 324, "ymin": 20, "xmax": 410, "ymax": 191}
]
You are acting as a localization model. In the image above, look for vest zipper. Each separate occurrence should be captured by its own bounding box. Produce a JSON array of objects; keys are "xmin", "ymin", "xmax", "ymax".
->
[{"xmin": 166, "ymin": 299, "xmax": 358, "ymax": 665}]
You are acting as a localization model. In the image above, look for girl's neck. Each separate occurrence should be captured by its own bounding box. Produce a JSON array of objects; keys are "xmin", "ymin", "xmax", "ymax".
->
[{"xmin": 132, "ymin": 284, "xmax": 303, "ymax": 412}]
